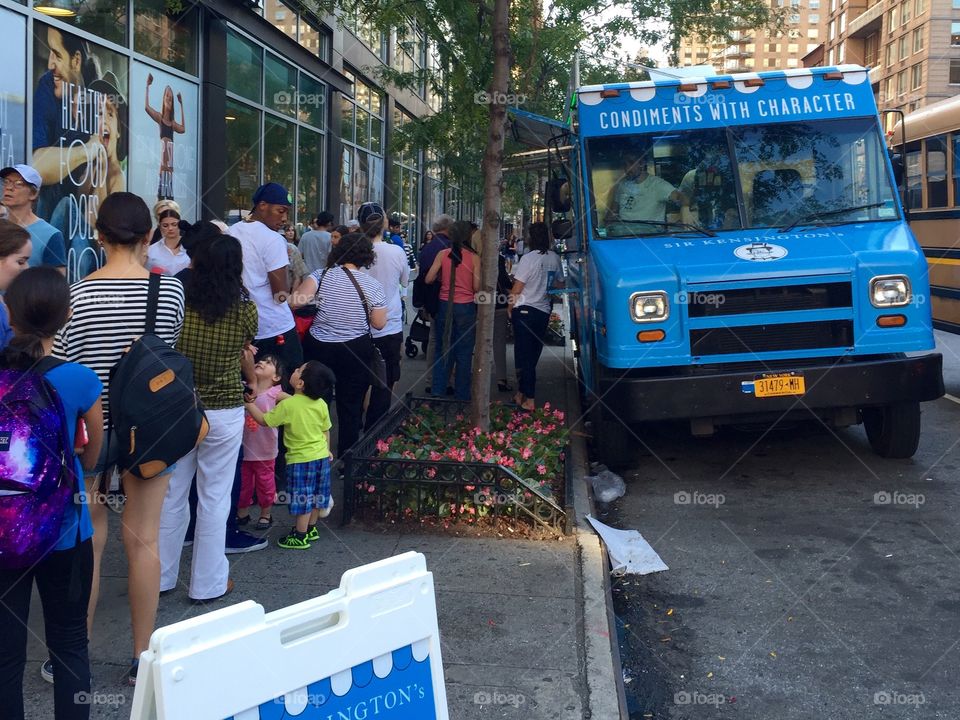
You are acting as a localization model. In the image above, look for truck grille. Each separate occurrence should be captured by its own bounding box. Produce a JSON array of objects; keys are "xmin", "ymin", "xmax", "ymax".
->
[
  {"xmin": 688, "ymin": 282, "xmax": 852, "ymax": 317},
  {"xmin": 690, "ymin": 320, "xmax": 854, "ymax": 356}
]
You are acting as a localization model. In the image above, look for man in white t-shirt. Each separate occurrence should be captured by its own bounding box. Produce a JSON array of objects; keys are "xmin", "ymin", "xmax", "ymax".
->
[
  {"xmin": 357, "ymin": 201, "xmax": 410, "ymax": 429},
  {"xmin": 605, "ymin": 147, "xmax": 689, "ymax": 227},
  {"xmin": 228, "ymin": 182, "xmax": 302, "ymax": 369}
]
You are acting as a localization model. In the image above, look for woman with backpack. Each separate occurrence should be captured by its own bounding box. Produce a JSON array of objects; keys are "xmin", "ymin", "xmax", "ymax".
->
[
  {"xmin": 0, "ymin": 220, "xmax": 32, "ymax": 350},
  {"xmin": 54, "ymin": 192, "xmax": 184, "ymax": 685},
  {"xmin": 159, "ymin": 233, "xmax": 257, "ymax": 603},
  {"xmin": 0, "ymin": 267, "xmax": 104, "ymax": 719}
]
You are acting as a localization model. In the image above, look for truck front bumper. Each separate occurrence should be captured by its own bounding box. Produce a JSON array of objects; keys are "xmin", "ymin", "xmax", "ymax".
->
[{"xmin": 597, "ymin": 354, "xmax": 944, "ymax": 423}]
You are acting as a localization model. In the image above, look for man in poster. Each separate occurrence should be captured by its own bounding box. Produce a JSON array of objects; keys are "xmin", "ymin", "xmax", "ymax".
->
[{"xmin": 32, "ymin": 24, "xmax": 127, "ymax": 281}]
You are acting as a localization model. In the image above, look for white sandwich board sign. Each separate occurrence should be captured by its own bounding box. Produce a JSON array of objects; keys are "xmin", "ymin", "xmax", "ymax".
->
[{"xmin": 129, "ymin": 552, "xmax": 449, "ymax": 719}]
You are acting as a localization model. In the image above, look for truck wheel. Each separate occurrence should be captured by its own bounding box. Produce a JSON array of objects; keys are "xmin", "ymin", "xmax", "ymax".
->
[
  {"xmin": 590, "ymin": 403, "xmax": 634, "ymax": 468},
  {"xmin": 862, "ymin": 402, "xmax": 921, "ymax": 459}
]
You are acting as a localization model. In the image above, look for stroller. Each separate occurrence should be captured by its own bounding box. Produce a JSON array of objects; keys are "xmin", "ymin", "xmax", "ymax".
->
[{"xmin": 405, "ymin": 308, "xmax": 431, "ymax": 358}]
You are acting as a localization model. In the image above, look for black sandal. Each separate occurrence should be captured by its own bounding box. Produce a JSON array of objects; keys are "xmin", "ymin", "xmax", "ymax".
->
[{"xmin": 497, "ymin": 381, "xmax": 514, "ymax": 392}]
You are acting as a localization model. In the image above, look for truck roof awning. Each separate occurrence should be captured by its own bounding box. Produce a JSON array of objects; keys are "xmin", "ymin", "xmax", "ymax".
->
[{"xmin": 507, "ymin": 108, "xmax": 571, "ymax": 150}]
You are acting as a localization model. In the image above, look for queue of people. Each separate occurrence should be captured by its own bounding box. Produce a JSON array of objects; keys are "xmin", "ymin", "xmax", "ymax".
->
[{"xmin": 0, "ymin": 164, "xmax": 566, "ymax": 718}]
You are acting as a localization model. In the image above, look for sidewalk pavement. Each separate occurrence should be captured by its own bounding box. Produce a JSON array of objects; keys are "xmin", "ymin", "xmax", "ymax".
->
[{"xmin": 20, "ymin": 301, "xmax": 625, "ymax": 719}]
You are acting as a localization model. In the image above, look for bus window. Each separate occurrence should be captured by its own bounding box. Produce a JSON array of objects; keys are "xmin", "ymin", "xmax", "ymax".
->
[
  {"xmin": 926, "ymin": 135, "xmax": 948, "ymax": 208},
  {"xmin": 906, "ymin": 141, "xmax": 922, "ymax": 210},
  {"xmin": 953, "ymin": 134, "xmax": 960, "ymax": 206}
]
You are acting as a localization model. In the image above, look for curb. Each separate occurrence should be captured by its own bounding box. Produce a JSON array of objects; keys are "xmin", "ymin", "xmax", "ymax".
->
[{"xmin": 565, "ymin": 344, "xmax": 629, "ymax": 719}]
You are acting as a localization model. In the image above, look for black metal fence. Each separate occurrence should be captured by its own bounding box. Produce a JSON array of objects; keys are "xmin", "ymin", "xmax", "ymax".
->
[{"xmin": 341, "ymin": 395, "xmax": 569, "ymax": 533}]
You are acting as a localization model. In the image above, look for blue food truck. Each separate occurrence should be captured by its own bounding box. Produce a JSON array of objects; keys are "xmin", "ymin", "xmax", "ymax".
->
[{"xmin": 512, "ymin": 65, "xmax": 943, "ymax": 462}]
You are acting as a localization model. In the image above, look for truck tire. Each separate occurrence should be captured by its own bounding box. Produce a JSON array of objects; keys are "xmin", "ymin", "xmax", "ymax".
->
[
  {"xmin": 590, "ymin": 403, "xmax": 634, "ymax": 468},
  {"xmin": 862, "ymin": 402, "xmax": 921, "ymax": 459}
]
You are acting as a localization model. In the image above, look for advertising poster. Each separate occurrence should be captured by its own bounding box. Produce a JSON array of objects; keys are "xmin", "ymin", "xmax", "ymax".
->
[
  {"xmin": 129, "ymin": 61, "xmax": 199, "ymax": 222},
  {"xmin": 0, "ymin": 8, "xmax": 26, "ymax": 169},
  {"xmin": 32, "ymin": 22, "xmax": 129, "ymax": 282}
]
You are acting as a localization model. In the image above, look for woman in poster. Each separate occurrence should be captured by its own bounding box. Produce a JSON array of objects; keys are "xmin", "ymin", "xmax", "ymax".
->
[{"xmin": 144, "ymin": 73, "xmax": 185, "ymax": 201}]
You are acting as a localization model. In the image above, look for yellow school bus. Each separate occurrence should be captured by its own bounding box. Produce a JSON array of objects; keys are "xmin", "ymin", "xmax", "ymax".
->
[{"xmin": 893, "ymin": 95, "xmax": 960, "ymax": 332}]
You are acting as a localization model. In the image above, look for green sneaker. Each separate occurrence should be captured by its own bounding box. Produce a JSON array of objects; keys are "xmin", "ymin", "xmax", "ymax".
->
[
  {"xmin": 277, "ymin": 530, "xmax": 311, "ymax": 549},
  {"xmin": 305, "ymin": 526, "xmax": 319, "ymax": 543}
]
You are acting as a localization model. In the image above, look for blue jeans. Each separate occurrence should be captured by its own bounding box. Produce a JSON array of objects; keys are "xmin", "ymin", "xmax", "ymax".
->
[
  {"xmin": 513, "ymin": 306, "xmax": 550, "ymax": 400},
  {"xmin": 433, "ymin": 302, "xmax": 477, "ymax": 401}
]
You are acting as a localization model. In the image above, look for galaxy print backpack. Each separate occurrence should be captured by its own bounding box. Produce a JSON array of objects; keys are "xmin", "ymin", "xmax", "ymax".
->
[{"xmin": 0, "ymin": 356, "xmax": 77, "ymax": 570}]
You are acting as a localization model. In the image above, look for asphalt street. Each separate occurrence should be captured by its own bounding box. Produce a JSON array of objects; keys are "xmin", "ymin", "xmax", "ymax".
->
[{"xmin": 606, "ymin": 330, "xmax": 960, "ymax": 719}]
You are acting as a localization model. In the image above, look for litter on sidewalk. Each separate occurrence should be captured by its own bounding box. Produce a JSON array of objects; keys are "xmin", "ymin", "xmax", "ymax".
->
[
  {"xmin": 587, "ymin": 516, "xmax": 669, "ymax": 576},
  {"xmin": 585, "ymin": 470, "xmax": 626, "ymax": 503}
]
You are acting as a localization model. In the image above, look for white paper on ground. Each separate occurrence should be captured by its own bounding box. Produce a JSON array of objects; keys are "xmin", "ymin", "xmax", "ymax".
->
[{"xmin": 587, "ymin": 515, "xmax": 669, "ymax": 576}]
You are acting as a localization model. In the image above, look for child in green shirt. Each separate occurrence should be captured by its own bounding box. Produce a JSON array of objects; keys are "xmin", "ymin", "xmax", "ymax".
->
[{"xmin": 245, "ymin": 361, "xmax": 333, "ymax": 549}]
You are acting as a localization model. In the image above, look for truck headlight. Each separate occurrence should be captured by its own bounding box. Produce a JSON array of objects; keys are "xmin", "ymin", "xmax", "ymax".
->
[
  {"xmin": 629, "ymin": 291, "xmax": 669, "ymax": 322},
  {"xmin": 869, "ymin": 275, "xmax": 911, "ymax": 308}
]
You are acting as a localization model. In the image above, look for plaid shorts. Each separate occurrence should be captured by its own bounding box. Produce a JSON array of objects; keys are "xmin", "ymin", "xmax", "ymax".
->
[{"xmin": 284, "ymin": 457, "xmax": 331, "ymax": 516}]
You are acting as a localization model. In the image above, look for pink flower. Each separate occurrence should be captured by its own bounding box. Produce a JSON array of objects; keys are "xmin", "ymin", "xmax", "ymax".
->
[
  {"xmin": 521, "ymin": 447, "xmax": 533, "ymax": 459},
  {"xmin": 537, "ymin": 464, "xmax": 547, "ymax": 475},
  {"xmin": 376, "ymin": 439, "xmax": 390, "ymax": 453},
  {"xmin": 553, "ymin": 410, "xmax": 565, "ymax": 421},
  {"xmin": 426, "ymin": 468, "xmax": 437, "ymax": 478},
  {"xmin": 543, "ymin": 402, "xmax": 551, "ymax": 410},
  {"xmin": 367, "ymin": 485, "xmax": 376, "ymax": 493}
]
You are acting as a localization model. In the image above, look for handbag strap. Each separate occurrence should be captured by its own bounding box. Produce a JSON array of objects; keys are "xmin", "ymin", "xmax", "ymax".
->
[
  {"xmin": 144, "ymin": 272, "xmax": 161, "ymax": 336},
  {"xmin": 342, "ymin": 267, "xmax": 374, "ymax": 338}
]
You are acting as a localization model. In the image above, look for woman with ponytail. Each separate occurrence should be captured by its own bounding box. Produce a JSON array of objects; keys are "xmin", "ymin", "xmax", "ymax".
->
[
  {"xmin": 0, "ymin": 220, "xmax": 32, "ymax": 350},
  {"xmin": 146, "ymin": 207, "xmax": 190, "ymax": 276},
  {"xmin": 0, "ymin": 267, "xmax": 104, "ymax": 720},
  {"xmin": 54, "ymin": 192, "xmax": 184, "ymax": 685}
]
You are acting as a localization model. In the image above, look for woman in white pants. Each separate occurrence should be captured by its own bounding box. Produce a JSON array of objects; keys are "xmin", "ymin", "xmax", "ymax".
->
[{"xmin": 159, "ymin": 227, "xmax": 258, "ymax": 601}]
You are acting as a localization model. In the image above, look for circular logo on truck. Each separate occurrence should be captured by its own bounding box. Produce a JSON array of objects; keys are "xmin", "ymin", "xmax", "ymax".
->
[{"xmin": 734, "ymin": 242, "xmax": 788, "ymax": 262}]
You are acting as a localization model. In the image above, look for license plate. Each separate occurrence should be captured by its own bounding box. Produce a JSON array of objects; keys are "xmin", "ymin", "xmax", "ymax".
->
[{"xmin": 753, "ymin": 373, "xmax": 805, "ymax": 398}]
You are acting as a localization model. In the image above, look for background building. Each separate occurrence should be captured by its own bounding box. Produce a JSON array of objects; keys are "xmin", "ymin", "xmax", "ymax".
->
[
  {"xmin": 678, "ymin": 1, "xmax": 823, "ymax": 74},
  {"xmin": 805, "ymin": 0, "xmax": 960, "ymax": 131},
  {"xmin": 2, "ymin": 0, "xmax": 475, "ymax": 282}
]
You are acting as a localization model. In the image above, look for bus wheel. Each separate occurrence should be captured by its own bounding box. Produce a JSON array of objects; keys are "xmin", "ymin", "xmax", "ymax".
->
[
  {"xmin": 862, "ymin": 402, "xmax": 921, "ymax": 459},
  {"xmin": 589, "ymin": 403, "xmax": 635, "ymax": 468}
]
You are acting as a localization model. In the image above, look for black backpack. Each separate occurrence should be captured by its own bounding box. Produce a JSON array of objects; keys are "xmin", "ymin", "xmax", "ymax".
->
[
  {"xmin": 109, "ymin": 273, "xmax": 208, "ymax": 479},
  {"xmin": 412, "ymin": 271, "xmax": 440, "ymax": 316}
]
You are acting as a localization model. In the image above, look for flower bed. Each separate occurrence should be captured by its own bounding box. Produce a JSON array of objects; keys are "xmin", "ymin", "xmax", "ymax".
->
[{"xmin": 342, "ymin": 397, "xmax": 571, "ymax": 533}]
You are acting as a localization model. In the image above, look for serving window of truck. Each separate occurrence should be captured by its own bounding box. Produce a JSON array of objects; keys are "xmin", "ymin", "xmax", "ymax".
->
[{"xmin": 518, "ymin": 66, "xmax": 944, "ymax": 462}]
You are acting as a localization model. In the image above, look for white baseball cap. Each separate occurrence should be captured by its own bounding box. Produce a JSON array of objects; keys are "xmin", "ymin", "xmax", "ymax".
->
[
  {"xmin": 346, "ymin": 218, "xmax": 360, "ymax": 229},
  {"xmin": 0, "ymin": 164, "xmax": 42, "ymax": 189}
]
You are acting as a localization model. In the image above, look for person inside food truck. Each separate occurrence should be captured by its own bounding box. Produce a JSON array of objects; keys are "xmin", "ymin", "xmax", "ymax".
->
[{"xmin": 605, "ymin": 142, "xmax": 690, "ymax": 227}]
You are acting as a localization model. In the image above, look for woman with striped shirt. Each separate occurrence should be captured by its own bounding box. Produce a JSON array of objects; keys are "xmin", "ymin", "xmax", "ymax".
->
[
  {"xmin": 54, "ymin": 192, "xmax": 184, "ymax": 685},
  {"xmin": 292, "ymin": 233, "xmax": 387, "ymax": 457}
]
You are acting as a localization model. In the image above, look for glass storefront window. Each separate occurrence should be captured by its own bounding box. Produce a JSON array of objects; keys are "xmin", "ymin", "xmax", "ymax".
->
[
  {"xmin": 298, "ymin": 128, "xmax": 324, "ymax": 218},
  {"xmin": 356, "ymin": 107, "xmax": 369, "ymax": 149},
  {"xmin": 370, "ymin": 117, "xmax": 383, "ymax": 154},
  {"xmin": 298, "ymin": 73, "xmax": 325, "ymax": 129},
  {"xmin": 299, "ymin": 17, "xmax": 320, "ymax": 56},
  {"xmin": 341, "ymin": 96, "xmax": 355, "ymax": 144},
  {"xmin": 225, "ymin": 101, "xmax": 261, "ymax": 222},
  {"xmin": 134, "ymin": 0, "xmax": 198, "ymax": 74},
  {"xmin": 264, "ymin": 115, "xmax": 296, "ymax": 193},
  {"xmin": 265, "ymin": 53, "xmax": 297, "ymax": 116},
  {"xmin": 227, "ymin": 30, "xmax": 262, "ymax": 102},
  {"xmin": 68, "ymin": 0, "xmax": 127, "ymax": 46}
]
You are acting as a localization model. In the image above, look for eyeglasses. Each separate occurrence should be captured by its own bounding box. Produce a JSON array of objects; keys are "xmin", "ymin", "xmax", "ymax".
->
[{"xmin": 2, "ymin": 179, "xmax": 30, "ymax": 190}]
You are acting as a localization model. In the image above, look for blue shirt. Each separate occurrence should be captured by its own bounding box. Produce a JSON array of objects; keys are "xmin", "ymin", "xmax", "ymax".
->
[
  {"xmin": 45, "ymin": 362, "xmax": 101, "ymax": 550},
  {"xmin": 27, "ymin": 218, "xmax": 67, "ymax": 268},
  {"xmin": 0, "ymin": 303, "xmax": 11, "ymax": 351},
  {"xmin": 418, "ymin": 233, "xmax": 451, "ymax": 274},
  {"xmin": 389, "ymin": 232, "xmax": 405, "ymax": 250}
]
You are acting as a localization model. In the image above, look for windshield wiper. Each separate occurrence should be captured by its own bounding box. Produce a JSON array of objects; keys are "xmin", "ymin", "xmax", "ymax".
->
[
  {"xmin": 607, "ymin": 220, "xmax": 717, "ymax": 238},
  {"xmin": 778, "ymin": 203, "xmax": 888, "ymax": 233}
]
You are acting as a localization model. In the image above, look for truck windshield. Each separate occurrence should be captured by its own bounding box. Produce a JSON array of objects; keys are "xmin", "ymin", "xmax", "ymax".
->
[{"xmin": 588, "ymin": 117, "xmax": 899, "ymax": 239}]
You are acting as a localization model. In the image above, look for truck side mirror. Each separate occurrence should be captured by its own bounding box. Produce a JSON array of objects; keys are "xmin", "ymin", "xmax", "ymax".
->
[
  {"xmin": 546, "ymin": 177, "xmax": 572, "ymax": 213},
  {"xmin": 889, "ymin": 152, "xmax": 904, "ymax": 188}
]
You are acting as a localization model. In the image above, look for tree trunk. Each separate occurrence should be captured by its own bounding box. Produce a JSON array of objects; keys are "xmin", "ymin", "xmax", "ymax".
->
[{"xmin": 470, "ymin": 0, "xmax": 511, "ymax": 430}]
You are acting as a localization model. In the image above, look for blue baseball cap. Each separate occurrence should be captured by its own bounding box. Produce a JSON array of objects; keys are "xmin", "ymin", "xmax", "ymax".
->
[
  {"xmin": 357, "ymin": 201, "xmax": 386, "ymax": 225},
  {"xmin": 252, "ymin": 182, "xmax": 292, "ymax": 207}
]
